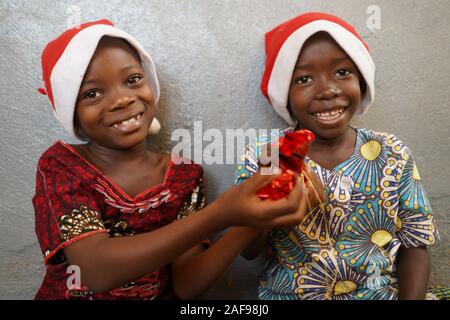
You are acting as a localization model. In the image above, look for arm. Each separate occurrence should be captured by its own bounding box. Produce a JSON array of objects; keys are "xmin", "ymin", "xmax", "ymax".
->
[
  {"xmin": 394, "ymin": 151, "xmax": 436, "ymax": 300},
  {"xmin": 240, "ymin": 230, "xmax": 268, "ymax": 260},
  {"xmin": 64, "ymin": 203, "xmax": 230, "ymax": 293},
  {"xmin": 396, "ymin": 246, "xmax": 430, "ymax": 300},
  {"xmin": 172, "ymin": 179, "xmax": 308, "ymax": 299},
  {"xmin": 239, "ymin": 167, "xmax": 321, "ymax": 262},
  {"xmin": 171, "ymin": 227, "xmax": 259, "ymax": 299},
  {"xmin": 236, "ymin": 143, "xmax": 323, "ymax": 262},
  {"xmin": 64, "ymin": 172, "xmax": 308, "ymax": 293}
]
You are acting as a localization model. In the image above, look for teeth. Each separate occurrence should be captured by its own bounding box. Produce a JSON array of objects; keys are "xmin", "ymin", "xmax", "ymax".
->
[
  {"xmin": 314, "ymin": 108, "xmax": 344, "ymax": 120},
  {"xmin": 112, "ymin": 113, "xmax": 141, "ymax": 128}
]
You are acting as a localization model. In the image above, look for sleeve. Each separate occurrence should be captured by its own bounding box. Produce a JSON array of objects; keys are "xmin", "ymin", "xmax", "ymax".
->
[
  {"xmin": 395, "ymin": 150, "xmax": 439, "ymax": 248},
  {"xmin": 177, "ymin": 178, "xmax": 206, "ymax": 220},
  {"xmin": 176, "ymin": 173, "xmax": 210, "ymax": 248},
  {"xmin": 33, "ymin": 158, "xmax": 108, "ymax": 265},
  {"xmin": 234, "ymin": 143, "xmax": 261, "ymax": 186}
]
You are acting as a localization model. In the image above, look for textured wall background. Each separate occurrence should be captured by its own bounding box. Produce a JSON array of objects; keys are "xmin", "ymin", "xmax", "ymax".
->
[{"xmin": 0, "ymin": 0, "xmax": 448, "ymax": 299}]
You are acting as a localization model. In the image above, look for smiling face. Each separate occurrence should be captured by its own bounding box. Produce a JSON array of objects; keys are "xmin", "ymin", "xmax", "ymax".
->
[
  {"xmin": 288, "ymin": 32, "xmax": 363, "ymax": 140},
  {"xmin": 74, "ymin": 36, "xmax": 155, "ymax": 149}
]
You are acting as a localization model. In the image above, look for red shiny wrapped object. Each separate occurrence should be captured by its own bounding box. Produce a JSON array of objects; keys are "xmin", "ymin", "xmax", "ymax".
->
[{"xmin": 257, "ymin": 129, "xmax": 315, "ymax": 200}]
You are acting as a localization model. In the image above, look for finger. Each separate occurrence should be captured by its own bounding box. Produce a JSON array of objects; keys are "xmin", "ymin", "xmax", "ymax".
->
[
  {"xmin": 258, "ymin": 142, "xmax": 279, "ymax": 167},
  {"xmin": 304, "ymin": 164, "xmax": 313, "ymax": 175},
  {"xmin": 303, "ymin": 166, "xmax": 325, "ymax": 203},
  {"xmin": 305, "ymin": 181, "xmax": 325, "ymax": 204},
  {"xmin": 304, "ymin": 165, "xmax": 321, "ymax": 186},
  {"xmin": 258, "ymin": 144, "xmax": 271, "ymax": 167},
  {"xmin": 256, "ymin": 176, "xmax": 307, "ymax": 218},
  {"xmin": 295, "ymin": 185, "xmax": 309, "ymax": 217},
  {"xmin": 303, "ymin": 165, "xmax": 316, "ymax": 184},
  {"xmin": 243, "ymin": 167, "xmax": 283, "ymax": 191},
  {"xmin": 266, "ymin": 189, "xmax": 308, "ymax": 228},
  {"xmin": 287, "ymin": 175, "xmax": 305, "ymax": 202}
]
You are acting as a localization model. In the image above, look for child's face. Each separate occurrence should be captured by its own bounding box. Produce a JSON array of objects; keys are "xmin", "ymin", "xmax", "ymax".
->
[
  {"xmin": 75, "ymin": 37, "xmax": 155, "ymax": 149},
  {"xmin": 288, "ymin": 32, "xmax": 362, "ymax": 140}
]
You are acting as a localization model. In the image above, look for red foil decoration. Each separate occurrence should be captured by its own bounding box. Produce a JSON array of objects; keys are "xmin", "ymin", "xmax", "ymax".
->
[{"xmin": 257, "ymin": 129, "xmax": 315, "ymax": 200}]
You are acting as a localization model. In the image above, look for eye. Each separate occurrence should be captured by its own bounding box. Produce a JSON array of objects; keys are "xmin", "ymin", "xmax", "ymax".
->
[
  {"xmin": 127, "ymin": 74, "xmax": 143, "ymax": 85},
  {"xmin": 296, "ymin": 75, "xmax": 313, "ymax": 85},
  {"xmin": 81, "ymin": 89, "xmax": 102, "ymax": 100},
  {"xmin": 336, "ymin": 69, "xmax": 351, "ymax": 77}
]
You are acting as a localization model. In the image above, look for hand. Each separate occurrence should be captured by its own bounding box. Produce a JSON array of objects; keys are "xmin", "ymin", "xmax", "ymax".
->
[
  {"xmin": 258, "ymin": 142, "xmax": 324, "ymax": 209},
  {"xmin": 212, "ymin": 169, "xmax": 309, "ymax": 229}
]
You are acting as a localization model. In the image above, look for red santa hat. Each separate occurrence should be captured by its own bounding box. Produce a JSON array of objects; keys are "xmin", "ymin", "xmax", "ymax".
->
[
  {"xmin": 38, "ymin": 19, "xmax": 161, "ymax": 139},
  {"xmin": 260, "ymin": 12, "xmax": 375, "ymax": 125}
]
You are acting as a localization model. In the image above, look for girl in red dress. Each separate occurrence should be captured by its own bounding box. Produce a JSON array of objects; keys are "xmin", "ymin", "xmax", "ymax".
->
[{"xmin": 33, "ymin": 19, "xmax": 309, "ymax": 300}]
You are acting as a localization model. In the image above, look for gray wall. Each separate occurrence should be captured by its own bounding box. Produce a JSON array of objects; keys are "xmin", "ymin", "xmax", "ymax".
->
[{"xmin": 0, "ymin": 0, "xmax": 448, "ymax": 299}]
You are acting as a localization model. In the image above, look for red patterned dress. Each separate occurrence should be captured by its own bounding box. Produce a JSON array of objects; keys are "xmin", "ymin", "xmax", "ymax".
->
[{"xmin": 33, "ymin": 141, "xmax": 206, "ymax": 300}]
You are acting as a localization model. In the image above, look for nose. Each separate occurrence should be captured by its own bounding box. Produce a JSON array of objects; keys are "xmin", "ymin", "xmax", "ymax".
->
[
  {"xmin": 108, "ymin": 88, "xmax": 136, "ymax": 112},
  {"xmin": 315, "ymin": 87, "xmax": 342, "ymax": 100},
  {"xmin": 314, "ymin": 77, "xmax": 342, "ymax": 100}
]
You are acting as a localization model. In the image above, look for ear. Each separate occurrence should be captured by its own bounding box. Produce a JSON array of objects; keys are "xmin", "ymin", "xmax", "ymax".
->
[{"xmin": 148, "ymin": 117, "xmax": 161, "ymax": 135}]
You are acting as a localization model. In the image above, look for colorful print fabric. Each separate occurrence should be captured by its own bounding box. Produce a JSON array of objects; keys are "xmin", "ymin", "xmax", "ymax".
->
[
  {"xmin": 33, "ymin": 141, "xmax": 205, "ymax": 299},
  {"xmin": 235, "ymin": 127, "xmax": 439, "ymax": 300}
]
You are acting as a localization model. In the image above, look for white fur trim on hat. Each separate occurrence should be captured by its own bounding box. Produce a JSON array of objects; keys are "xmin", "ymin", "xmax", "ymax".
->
[
  {"xmin": 267, "ymin": 20, "xmax": 375, "ymax": 125},
  {"xmin": 50, "ymin": 24, "xmax": 160, "ymax": 138}
]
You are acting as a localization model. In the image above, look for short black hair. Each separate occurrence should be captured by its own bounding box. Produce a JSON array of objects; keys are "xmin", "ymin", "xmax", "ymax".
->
[{"xmin": 99, "ymin": 36, "xmax": 142, "ymax": 63}]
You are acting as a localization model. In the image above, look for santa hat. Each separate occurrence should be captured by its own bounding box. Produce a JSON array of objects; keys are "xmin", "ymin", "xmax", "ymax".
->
[
  {"xmin": 39, "ymin": 19, "xmax": 161, "ymax": 139},
  {"xmin": 261, "ymin": 12, "xmax": 375, "ymax": 125}
]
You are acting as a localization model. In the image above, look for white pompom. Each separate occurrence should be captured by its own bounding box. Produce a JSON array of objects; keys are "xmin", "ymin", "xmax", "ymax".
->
[{"xmin": 148, "ymin": 117, "xmax": 161, "ymax": 135}]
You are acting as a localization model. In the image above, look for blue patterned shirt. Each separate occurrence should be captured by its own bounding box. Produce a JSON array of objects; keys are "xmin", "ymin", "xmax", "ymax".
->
[{"xmin": 235, "ymin": 127, "xmax": 439, "ymax": 300}]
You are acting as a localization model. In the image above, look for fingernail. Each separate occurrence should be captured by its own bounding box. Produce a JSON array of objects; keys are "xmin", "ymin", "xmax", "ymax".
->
[{"xmin": 271, "ymin": 166, "xmax": 281, "ymax": 175}]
